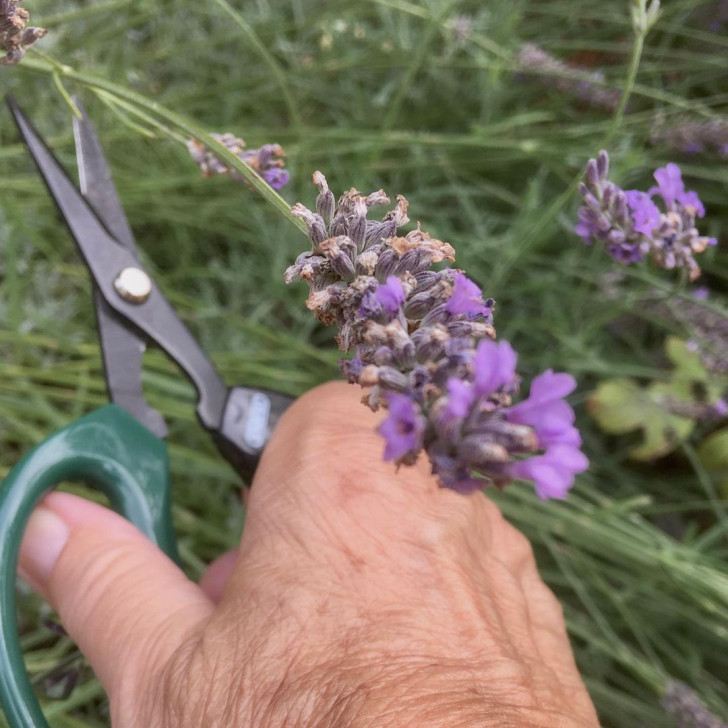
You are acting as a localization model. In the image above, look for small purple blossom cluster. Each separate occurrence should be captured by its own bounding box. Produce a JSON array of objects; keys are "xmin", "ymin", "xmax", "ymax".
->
[
  {"xmin": 285, "ymin": 172, "xmax": 588, "ymax": 500},
  {"xmin": 650, "ymin": 117, "xmax": 728, "ymax": 157},
  {"xmin": 517, "ymin": 44, "xmax": 623, "ymax": 113},
  {"xmin": 576, "ymin": 151, "xmax": 717, "ymax": 280},
  {"xmin": 187, "ymin": 133, "xmax": 290, "ymax": 190},
  {"xmin": 0, "ymin": 0, "xmax": 46, "ymax": 65},
  {"xmin": 662, "ymin": 681, "xmax": 728, "ymax": 728}
]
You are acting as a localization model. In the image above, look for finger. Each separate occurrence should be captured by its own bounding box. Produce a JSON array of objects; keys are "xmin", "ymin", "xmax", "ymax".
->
[
  {"xmin": 200, "ymin": 548, "xmax": 239, "ymax": 603},
  {"xmin": 19, "ymin": 492, "xmax": 214, "ymax": 701}
]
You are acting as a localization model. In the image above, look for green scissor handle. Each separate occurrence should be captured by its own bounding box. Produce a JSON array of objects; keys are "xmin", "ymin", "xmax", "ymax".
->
[{"xmin": 0, "ymin": 404, "xmax": 178, "ymax": 728}]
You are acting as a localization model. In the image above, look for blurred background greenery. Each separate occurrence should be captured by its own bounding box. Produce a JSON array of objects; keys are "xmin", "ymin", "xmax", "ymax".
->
[{"xmin": 1, "ymin": 0, "xmax": 728, "ymax": 725}]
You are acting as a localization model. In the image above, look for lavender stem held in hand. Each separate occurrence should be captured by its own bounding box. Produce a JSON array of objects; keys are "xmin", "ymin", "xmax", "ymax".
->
[
  {"xmin": 286, "ymin": 172, "xmax": 589, "ymax": 500},
  {"xmin": 575, "ymin": 151, "xmax": 717, "ymax": 280}
]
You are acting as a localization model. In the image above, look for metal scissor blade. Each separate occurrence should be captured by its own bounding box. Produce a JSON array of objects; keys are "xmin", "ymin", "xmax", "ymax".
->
[
  {"xmin": 72, "ymin": 98, "xmax": 138, "ymax": 253},
  {"xmin": 7, "ymin": 96, "xmax": 167, "ymax": 437},
  {"xmin": 71, "ymin": 99, "xmax": 167, "ymax": 437},
  {"xmin": 7, "ymin": 96, "xmax": 229, "ymax": 435}
]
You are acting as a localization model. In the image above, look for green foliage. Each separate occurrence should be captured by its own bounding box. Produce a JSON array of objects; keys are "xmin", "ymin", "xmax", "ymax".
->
[
  {"xmin": 1, "ymin": 0, "xmax": 728, "ymax": 726},
  {"xmin": 699, "ymin": 428, "xmax": 728, "ymax": 497},
  {"xmin": 589, "ymin": 337, "xmax": 727, "ymax": 459}
]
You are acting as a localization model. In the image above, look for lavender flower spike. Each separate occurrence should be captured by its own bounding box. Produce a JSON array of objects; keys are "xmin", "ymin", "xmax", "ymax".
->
[
  {"xmin": 286, "ymin": 172, "xmax": 589, "ymax": 500},
  {"xmin": 575, "ymin": 150, "xmax": 716, "ymax": 280},
  {"xmin": 187, "ymin": 134, "xmax": 290, "ymax": 190}
]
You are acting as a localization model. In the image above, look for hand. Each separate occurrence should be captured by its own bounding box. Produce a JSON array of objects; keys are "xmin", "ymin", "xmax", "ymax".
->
[{"xmin": 20, "ymin": 382, "xmax": 599, "ymax": 727}]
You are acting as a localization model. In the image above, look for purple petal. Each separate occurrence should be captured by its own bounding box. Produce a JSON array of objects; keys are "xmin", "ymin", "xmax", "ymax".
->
[
  {"xmin": 473, "ymin": 339, "xmax": 518, "ymax": 396},
  {"xmin": 378, "ymin": 392, "xmax": 423, "ymax": 461},
  {"xmin": 443, "ymin": 378, "xmax": 475, "ymax": 422},
  {"xmin": 509, "ymin": 457, "xmax": 575, "ymax": 501},
  {"xmin": 528, "ymin": 370, "xmax": 577, "ymax": 403},
  {"xmin": 677, "ymin": 189, "xmax": 706, "ymax": 218},
  {"xmin": 445, "ymin": 272, "xmax": 491, "ymax": 317},
  {"xmin": 625, "ymin": 189, "xmax": 661, "ymax": 236},
  {"xmin": 375, "ymin": 276, "xmax": 406, "ymax": 314},
  {"xmin": 650, "ymin": 163, "xmax": 685, "ymax": 208},
  {"xmin": 262, "ymin": 168, "xmax": 290, "ymax": 190}
]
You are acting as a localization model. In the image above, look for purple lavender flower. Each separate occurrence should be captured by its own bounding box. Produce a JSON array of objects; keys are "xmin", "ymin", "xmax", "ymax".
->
[
  {"xmin": 624, "ymin": 190, "xmax": 661, "ymax": 236},
  {"xmin": 187, "ymin": 135, "xmax": 290, "ymax": 190},
  {"xmin": 473, "ymin": 339, "xmax": 517, "ymax": 396},
  {"xmin": 376, "ymin": 276, "xmax": 406, "ymax": 314},
  {"xmin": 576, "ymin": 151, "xmax": 716, "ymax": 280},
  {"xmin": 649, "ymin": 163, "xmax": 705, "ymax": 216},
  {"xmin": 379, "ymin": 392, "xmax": 425, "ymax": 461},
  {"xmin": 650, "ymin": 115, "xmax": 728, "ymax": 158},
  {"xmin": 445, "ymin": 272, "xmax": 492, "ymax": 318},
  {"xmin": 517, "ymin": 44, "xmax": 622, "ymax": 112},
  {"xmin": 262, "ymin": 167, "xmax": 291, "ymax": 191},
  {"xmin": 662, "ymin": 680, "xmax": 728, "ymax": 728},
  {"xmin": 286, "ymin": 172, "xmax": 589, "ymax": 499},
  {"xmin": 509, "ymin": 445, "xmax": 589, "ymax": 501}
]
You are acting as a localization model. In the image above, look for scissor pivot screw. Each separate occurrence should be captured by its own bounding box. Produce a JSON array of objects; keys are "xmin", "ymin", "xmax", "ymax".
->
[{"xmin": 114, "ymin": 267, "xmax": 152, "ymax": 304}]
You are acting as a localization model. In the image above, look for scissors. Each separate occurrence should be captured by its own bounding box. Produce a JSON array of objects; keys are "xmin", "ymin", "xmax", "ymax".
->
[{"xmin": 0, "ymin": 96, "xmax": 295, "ymax": 728}]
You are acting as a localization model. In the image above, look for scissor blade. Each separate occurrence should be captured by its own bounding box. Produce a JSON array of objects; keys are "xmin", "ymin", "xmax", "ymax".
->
[
  {"xmin": 72, "ymin": 99, "xmax": 138, "ymax": 253},
  {"xmin": 7, "ymin": 96, "xmax": 167, "ymax": 437},
  {"xmin": 71, "ymin": 99, "xmax": 167, "ymax": 436},
  {"xmin": 7, "ymin": 96, "xmax": 229, "ymax": 435}
]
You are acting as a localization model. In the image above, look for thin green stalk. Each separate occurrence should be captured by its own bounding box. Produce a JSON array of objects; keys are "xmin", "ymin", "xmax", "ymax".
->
[
  {"xmin": 208, "ymin": 0, "xmax": 302, "ymax": 131},
  {"xmin": 21, "ymin": 54, "xmax": 307, "ymax": 236}
]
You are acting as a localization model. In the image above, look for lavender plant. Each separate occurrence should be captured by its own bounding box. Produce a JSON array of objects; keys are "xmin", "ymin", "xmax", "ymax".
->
[
  {"xmin": 517, "ymin": 44, "xmax": 623, "ymax": 112},
  {"xmin": 662, "ymin": 681, "xmax": 728, "ymax": 728},
  {"xmin": 0, "ymin": 0, "xmax": 45, "ymax": 65},
  {"xmin": 187, "ymin": 133, "xmax": 290, "ymax": 190},
  {"xmin": 576, "ymin": 151, "xmax": 716, "ymax": 280},
  {"xmin": 650, "ymin": 117, "xmax": 728, "ymax": 157},
  {"xmin": 285, "ymin": 173, "xmax": 588, "ymax": 500}
]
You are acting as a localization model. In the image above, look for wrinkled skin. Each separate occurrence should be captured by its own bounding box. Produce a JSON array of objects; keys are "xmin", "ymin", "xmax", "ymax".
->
[{"xmin": 20, "ymin": 382, "xmax": 599, "ymax": 727}]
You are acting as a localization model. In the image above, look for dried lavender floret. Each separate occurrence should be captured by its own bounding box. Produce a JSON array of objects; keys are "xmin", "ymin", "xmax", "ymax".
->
[
  {"xmin": 0, "ymin": 0, "xmax": 46, "ymax": 65},
  {"xmin": 650, "ymin": 116, "xmax": 728, "ymax": 157},
  {"xmin": 575, "ymin": 151, "xmax": 717, "ymax": 280},
  {"xmin": 286, "ymin": 172, "xmax": 589, "ymax": 499},
  {"xmin": 662, "ymin": 681, "xmax": 728, "ymax": 728},
  {"xmin": 187, "ymin": 134, "xmax": 290, "ymax": 190},
  {"xmin": 517, "ymin": 43, "xmax": 622, "ymax": 112}
]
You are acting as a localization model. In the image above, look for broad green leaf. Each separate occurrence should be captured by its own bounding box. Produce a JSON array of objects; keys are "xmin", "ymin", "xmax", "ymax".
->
[
  {"xmin": 588, "ymin": 378, "xmax": 694, "ymax": 460},
  {"xmin": 698, "ymin": 428, "xmax": 728, "ymax": 498}
]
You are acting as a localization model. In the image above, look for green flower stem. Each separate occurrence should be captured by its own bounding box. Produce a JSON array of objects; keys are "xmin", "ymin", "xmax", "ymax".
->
[{"xmin": 20, "ymin": 54, "xmax": 307, "ymax": 236}]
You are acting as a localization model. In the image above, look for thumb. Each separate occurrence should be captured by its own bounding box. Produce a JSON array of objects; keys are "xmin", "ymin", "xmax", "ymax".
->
[{"xmin": 19, "ymin": 492, "xmax": 213, "ymax": 701}]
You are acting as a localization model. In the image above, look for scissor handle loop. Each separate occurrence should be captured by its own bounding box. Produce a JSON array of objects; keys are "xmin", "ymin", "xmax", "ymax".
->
[{"xmin": 0, "ymin": 405, "xmax": 177, "ymax": 728}]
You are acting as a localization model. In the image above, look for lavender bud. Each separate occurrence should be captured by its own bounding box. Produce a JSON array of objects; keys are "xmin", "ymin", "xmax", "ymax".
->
[
  {"xmin": 377, "ymin": 366, "xmax": 409, "ymax": 391},
  {"xmin": 291, "ymin": 204, "xmax": 328, "ymax": 246},
  {"xmin": 349, "ymin": 214, "xmax": 367, "ymax": 249},
  {"xmin": 355, "ymin": 249, "xmax": 379, "ymax": 276},
  {"xmin": 365, "ymin": 219, "xmax": 397, "ymax": 247},
  {"xmin": 602, "ymin": 182, "xmax": 616, "ymax": 210},
  {"xmin": 585, "ymin": 159, "xmax": 600, "ymax": 187},
  {"xmin": 597, "ymin": 150, "xmax": 609, "ymax": 180},
  {"xmin": 457, "ymin": 437, "xmax": 510, "ymax": 466},
  {"xmin": 313, "ymin": 171, "xmax": 336, "ymax": 224},
  {"xmin": 579, "ymin": 184, "xmax": 602, "ymax": 212}
]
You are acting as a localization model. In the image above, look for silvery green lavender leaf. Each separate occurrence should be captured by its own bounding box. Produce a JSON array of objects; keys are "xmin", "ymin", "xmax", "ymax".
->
[{"xmin": 286, "ymin": 172, "xmax": 589, "ymax": 500}]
